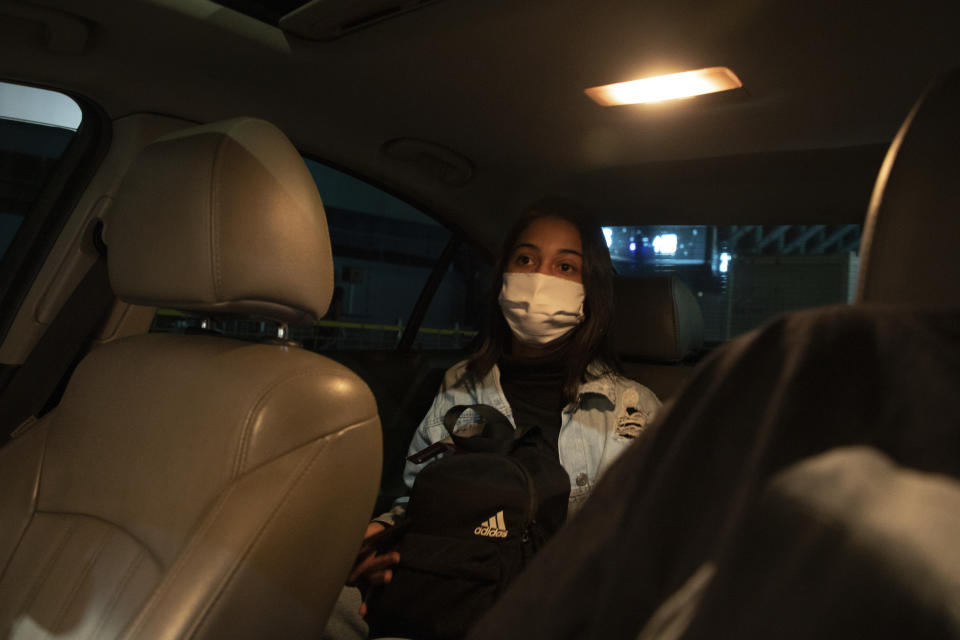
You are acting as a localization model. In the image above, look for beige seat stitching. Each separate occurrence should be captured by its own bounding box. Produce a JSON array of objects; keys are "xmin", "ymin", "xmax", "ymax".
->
[
  {"xmin": 186, "ymin": 431, "xmax": 341, "ymax": 638},
  {"xmin": 234, "ymin": 367, "xmax": 344, "ymax": 477},
  {"xmin": 0, "ymin": 512, "xmax": 34, "ymax": 586},
  {"xmin": 0, "ymin": 422, "xmax": 49, "ymax": 584},
  {"xmin": 11, "ymin": 519, "xmax": 78, "ymax": 632},
  {"xmin": 34, "ymin": 510, "xmax": 163, "ymax": 570},
  {"xmin": 50, "ymin": 525, "xmax": 110, "ymax": 633},
  {"xmin": 239, "ymin": 415, "xmax": 379, "ymax": 478},
  {"xmin": 120, "ymin": 483, "xmax": 239, "ymax": 638},
  {"xmin": 86, "ymin": 545, "xmax": 146, "ymax": 640}
]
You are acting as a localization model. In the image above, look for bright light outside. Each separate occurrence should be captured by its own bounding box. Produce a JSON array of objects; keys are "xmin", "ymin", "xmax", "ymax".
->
[
  {"xmin": 720, "ymin": 252, "xmax": 731, "ymax": 273},
  {"xmin": 0, "ymin": 81, "xmax": 82, "ymax": 130},
  {"xmin": 602, "ymin": 227, "xmax": 613, "ymax": 248},
  {"xmin": 585, "ymin": 67, "xmax": 742, "ymax": 107},
  {"xmin": 652, "ymin": 233, "xmax": 678, "ymax": 255}
]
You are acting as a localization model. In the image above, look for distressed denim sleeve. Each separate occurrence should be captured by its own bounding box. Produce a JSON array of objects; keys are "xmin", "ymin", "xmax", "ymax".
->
[{"xmin": 392, "ymin": 379, "xmax": 458, "ymax": 507}]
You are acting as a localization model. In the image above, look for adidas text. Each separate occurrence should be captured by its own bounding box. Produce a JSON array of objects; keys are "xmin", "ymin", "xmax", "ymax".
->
[{"xmin": 475, "ymin": 511, "xmax": 509, "ymax": 538}]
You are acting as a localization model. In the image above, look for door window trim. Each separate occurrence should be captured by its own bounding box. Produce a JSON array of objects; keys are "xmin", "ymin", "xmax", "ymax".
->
[{"xmin": 0, "ymin": 83, "xmax": 111, "ymax": 343}]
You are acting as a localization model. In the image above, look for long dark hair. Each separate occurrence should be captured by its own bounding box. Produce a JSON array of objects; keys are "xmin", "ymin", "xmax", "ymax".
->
[{"xmin": 464, "ymin": 197, "xmax": 621, "ymax": 404}]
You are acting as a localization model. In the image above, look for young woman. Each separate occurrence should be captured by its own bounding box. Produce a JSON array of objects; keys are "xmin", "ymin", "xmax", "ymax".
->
[{"xmin": 342, "ymin": 199, "xmax": 662, "ymax": 613}]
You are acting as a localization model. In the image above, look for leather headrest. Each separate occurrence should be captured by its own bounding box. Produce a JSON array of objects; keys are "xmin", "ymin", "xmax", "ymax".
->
[
  {"xmin": 613, "ymin": 275, "xmax": 704, "ymax": 363},
  {"xmin": 857, "ymin": 69, "xmax": 960, "ymax": 305},
  {"xmin": 108, "ymin": 118, "xmax": 333, "ymax": 324}
]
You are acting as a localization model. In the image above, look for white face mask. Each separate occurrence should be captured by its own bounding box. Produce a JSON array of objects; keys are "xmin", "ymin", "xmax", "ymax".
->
[{"xmin": 498, "ymin": 272, "xmax": 585, "ymax": 346}]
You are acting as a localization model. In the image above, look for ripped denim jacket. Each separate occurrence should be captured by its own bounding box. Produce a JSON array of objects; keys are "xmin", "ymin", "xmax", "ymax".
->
[{"xmin": 381, "ymin": 359, "xmax": 661, "ymax": 523}]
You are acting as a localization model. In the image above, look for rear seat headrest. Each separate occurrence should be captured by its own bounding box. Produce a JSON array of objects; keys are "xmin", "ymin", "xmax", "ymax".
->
[
  {"xmin": 857, "ymin": 68, "xmax": 960, "ymax": 305},
  {"xmin": 612, "ymin": 275, "xmax": 704, "ymax": 363},
  {"xmin": 108, "ymin": 117, "xmax": 334, "ymax": 324}
]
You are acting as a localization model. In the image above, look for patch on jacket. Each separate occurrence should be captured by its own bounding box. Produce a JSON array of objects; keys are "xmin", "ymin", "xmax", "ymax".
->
[
  {"xmin": 615, "ymin": 388, "xmax": 647, "ymax": 439},
  {"xmin": 452, "ymin": 407, "xmax": 487, "ymax": 437}
]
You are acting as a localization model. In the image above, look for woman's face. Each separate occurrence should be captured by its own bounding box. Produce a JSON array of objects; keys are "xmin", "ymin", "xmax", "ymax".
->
[{"xmin": 505, "ymin": 216, "xmax": 584, "ymax": 284}]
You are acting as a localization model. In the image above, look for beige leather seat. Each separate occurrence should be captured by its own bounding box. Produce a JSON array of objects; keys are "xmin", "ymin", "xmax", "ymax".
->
[
  {"xmin": 0, "ymin": 118, "xmax": 382, "ymax": 638},
  {"xmin": 612, "ymin": 276, "xmax": 704, "ymax": 400}
]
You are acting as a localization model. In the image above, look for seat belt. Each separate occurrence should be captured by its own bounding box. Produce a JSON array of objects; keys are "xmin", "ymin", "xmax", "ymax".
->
[{"xmin": 0, "ymin": 249, "xmax": 114, "ymax": 444}]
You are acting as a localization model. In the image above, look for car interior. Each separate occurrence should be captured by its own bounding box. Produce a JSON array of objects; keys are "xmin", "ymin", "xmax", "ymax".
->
[
  {"xmin": 0, "ymin": 0, "xmax": 957, "ymax": 637},
  {"xmin": 466, "ymin": 67, "xmax": 960, "ymax": 640}
]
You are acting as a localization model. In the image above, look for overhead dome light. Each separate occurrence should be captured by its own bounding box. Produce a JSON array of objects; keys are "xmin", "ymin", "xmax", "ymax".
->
[{"xmin": 585, "ymin": 67, "xmax": 742, "ymax": 106}]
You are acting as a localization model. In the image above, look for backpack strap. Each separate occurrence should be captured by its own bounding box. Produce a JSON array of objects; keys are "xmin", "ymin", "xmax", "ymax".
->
[{"xmin": 442, "ymin": 404, "xmax": 517, "ymax": 453}]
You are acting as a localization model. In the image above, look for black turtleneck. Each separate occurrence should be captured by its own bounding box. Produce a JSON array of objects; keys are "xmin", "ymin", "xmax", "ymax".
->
[{"xmin": 498, "ymin": 347, "xmax": 567, "ymax": 454}]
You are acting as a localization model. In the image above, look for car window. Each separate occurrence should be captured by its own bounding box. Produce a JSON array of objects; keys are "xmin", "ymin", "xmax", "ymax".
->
[
  {"xmin": 149, "ymin": 158, "xmax": 487, "ymax": 351},
  {"xmin": 604, "ymin": 224, "xmax": 863, "ymax": 344},
  {"xmin": 0, "ymin": 81, "xmax": 82, "ymax": 261},
  {"xmin": 410, "ymin": 241, "xmax": 488, "ymax": 351}
]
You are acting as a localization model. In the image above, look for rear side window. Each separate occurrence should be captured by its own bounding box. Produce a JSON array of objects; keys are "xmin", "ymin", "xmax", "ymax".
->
[
  {"xmin": 605, "ymin": 224, "xmax": 862, "ymax": 343},
  {"xmin": 150, "ymin": 159, "xmax": 487, "ymax": 352},
  {"xmin": 310, "ymin": 160, "xmax": 453, "ymax": 350},
  {"xmin": 411, "ymin": 240, "xmax": 488, "ymax": 351},
  {"xmin": 0, "ymin": 82, "xmax": 82, "ymax": 260}
]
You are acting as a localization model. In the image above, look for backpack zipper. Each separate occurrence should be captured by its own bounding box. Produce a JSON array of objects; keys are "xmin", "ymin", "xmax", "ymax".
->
[{"xmin": 509, "ymin": 458, "xmax": 537, "ymax": 543}]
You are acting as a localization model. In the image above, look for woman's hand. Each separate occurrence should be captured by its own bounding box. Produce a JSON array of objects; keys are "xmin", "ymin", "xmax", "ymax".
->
[{"xmin": 347, "ymin": 521, "xmax": 401, "ymax": 616}]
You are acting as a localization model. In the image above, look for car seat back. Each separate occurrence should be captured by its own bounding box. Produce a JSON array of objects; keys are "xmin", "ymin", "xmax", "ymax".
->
[
  {"xmin": 857, "ymin": 69, "xmax": 960, "ymax": 305},
  {"xmin": 613, "ymin": 275, "xmax": 704, "ymax": 400},
  {"xmin": 0, "ymin": 118, "xmax": 382, "ymax": 639}
]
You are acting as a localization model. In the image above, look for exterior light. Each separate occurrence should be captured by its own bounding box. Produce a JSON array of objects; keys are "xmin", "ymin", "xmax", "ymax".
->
[
  {"xmin": 585, "ymin": 67, "xmax": 742, "ymax": 106},
  {"xmin": 0, "ymin": 81, "xmax": 82, "ymax": 129},
  {"xmin": 602, "ymin": 227, "xmax": 614, "ymax": 248},
  {"xmin": 653, "ymin": 234, "xmax": 678, "ymax": 255}
]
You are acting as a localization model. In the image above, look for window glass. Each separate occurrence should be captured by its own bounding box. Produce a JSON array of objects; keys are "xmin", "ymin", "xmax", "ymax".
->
[
  {"xmin": 151, "ymin": 158, "xmax": 489, "ymax": 351},
  {"xmin": 312, "ymin": 160, "xmax": 451, "ymax": 350},
  {"xmin": 410, "ymin": 242, "xmax": 489, "ymax": 351},
  {"xmin": 0, "ymin": 82, "xmax": 82, "ymax": 260},
  {"xmin": 604, "ymin": 224, "xmax": 862, "ymax": 343}
]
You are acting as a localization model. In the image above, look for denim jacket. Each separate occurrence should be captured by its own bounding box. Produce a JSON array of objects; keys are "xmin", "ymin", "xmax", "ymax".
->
[{"xmin": 389, "ymin": 359, "xmax": 661, "ymax": 519}]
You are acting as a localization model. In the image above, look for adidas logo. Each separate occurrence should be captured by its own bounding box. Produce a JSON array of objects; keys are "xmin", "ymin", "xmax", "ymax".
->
[{"xmin": 474, "ymin": 510, "xmax": 509, "ymax": 538}]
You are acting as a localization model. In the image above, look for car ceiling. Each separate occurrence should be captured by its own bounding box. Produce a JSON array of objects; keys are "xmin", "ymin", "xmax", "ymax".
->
[{"xmin": 1, "ymin": 0, "xmax": 958, "ymax": 251}]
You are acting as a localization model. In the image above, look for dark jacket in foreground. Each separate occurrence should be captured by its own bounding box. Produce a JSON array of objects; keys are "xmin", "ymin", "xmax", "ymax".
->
[{"xmin": 466, "ymin": 304, "xmax": 960, "ymax": 640}]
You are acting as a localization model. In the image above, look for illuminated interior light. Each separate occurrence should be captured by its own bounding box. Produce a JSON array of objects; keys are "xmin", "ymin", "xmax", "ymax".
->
[
  {"xmin": 585, "ymin": 67, "xmax": 743, "ymax": 106},
  {"xmin": 629, "ymin": 241, "xmax": 637, "ymax": 252},
  {"xmin": 602, "ymin": 227, "xmax": 614, "ymax": 248},
  {"xmin": 653, "ymin": 234, "xmax": 678, "ymax": 255},
  {"xmin": 720, "ymin": 252, "xmax": 731, "ymax": 273}
]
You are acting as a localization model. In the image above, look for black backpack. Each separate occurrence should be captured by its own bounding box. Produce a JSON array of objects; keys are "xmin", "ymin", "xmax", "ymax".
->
[{"xmin": 366, "ymin": 404, "xmax": 571, "ymax": 640}]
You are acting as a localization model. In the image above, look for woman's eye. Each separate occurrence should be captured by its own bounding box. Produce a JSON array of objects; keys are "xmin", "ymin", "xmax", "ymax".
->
[
  {"xmin": 515, "ymin": 255, "xmax": 532, "ymax": 266},
  {"xmin": 559, "ymin": 263, "xmax": 578, "ymax": 273}
]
